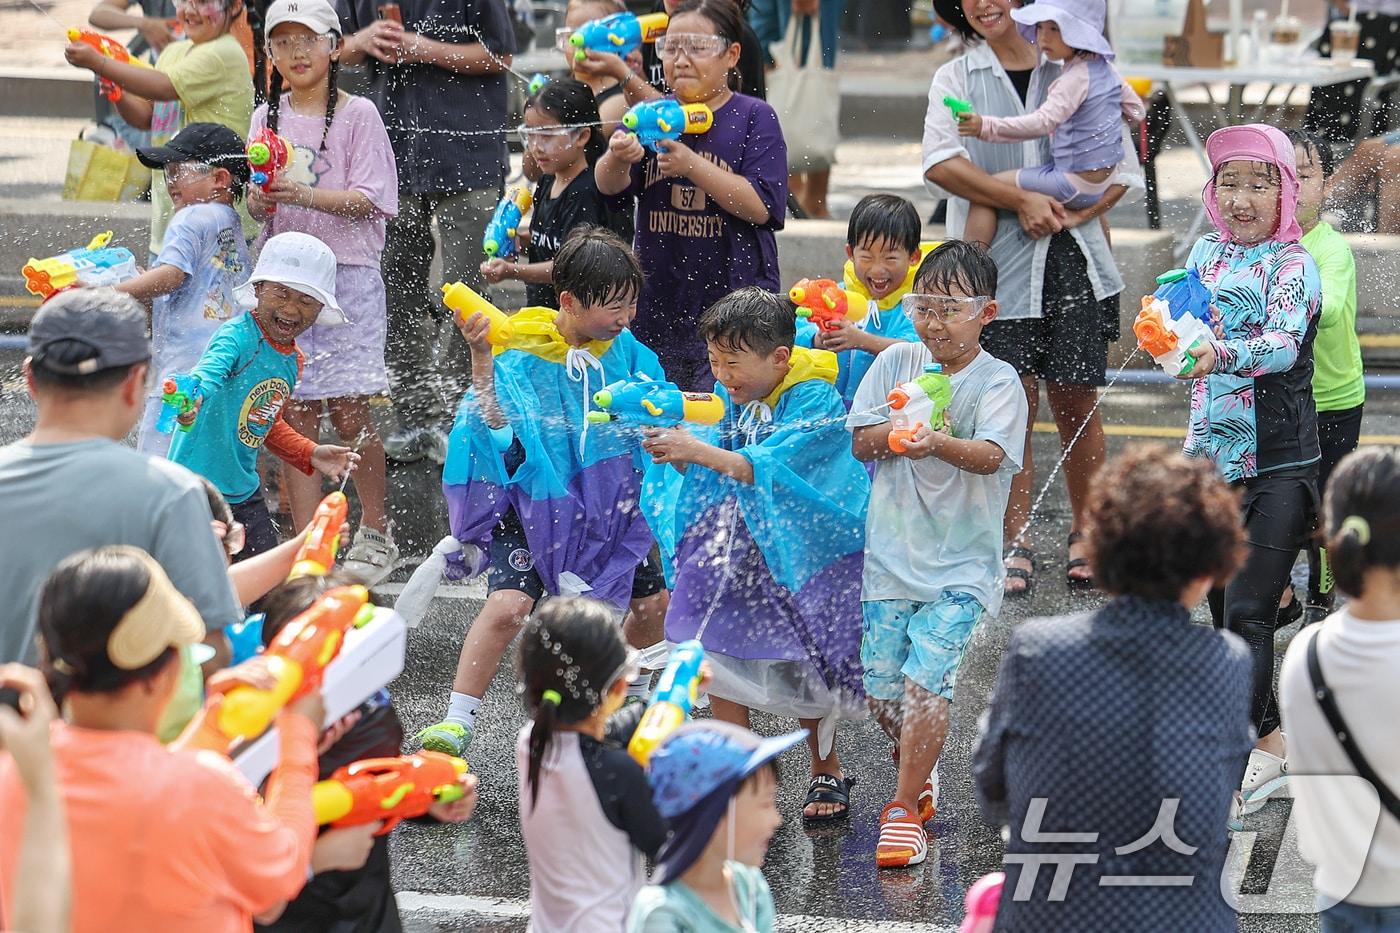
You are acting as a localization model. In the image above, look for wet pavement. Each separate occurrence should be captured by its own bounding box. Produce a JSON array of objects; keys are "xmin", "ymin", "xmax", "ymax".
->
[{"xmin": 4, "ymin": 345, "xmax": 1399, "ymax": 932}]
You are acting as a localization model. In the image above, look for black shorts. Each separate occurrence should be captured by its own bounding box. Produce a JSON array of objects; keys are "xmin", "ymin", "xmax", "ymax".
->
[
  {"xmin": 486, "ymin": 506, "xmax": 666, "ymax": 602},
  {"xmin": 981, "ymin": 232, "xmax": 1119, "ymax": 387}
]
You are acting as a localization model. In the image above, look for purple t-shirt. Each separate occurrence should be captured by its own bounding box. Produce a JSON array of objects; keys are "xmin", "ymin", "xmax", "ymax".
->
[
  {"xmin": 249, "ymin": 94, "xmax": 399, "ymax": 268},
  {"xmin": 620, "ymin": 93, "xmax": 787, "ymax": 378}
]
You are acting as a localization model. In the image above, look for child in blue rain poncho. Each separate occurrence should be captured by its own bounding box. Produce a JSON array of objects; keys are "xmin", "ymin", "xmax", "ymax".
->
[
  {"xmin": 795, "ymin": 194, "xmax": 932, "ymax": 406},
  {"xmin": 416, "ymin": 228, "xmax": 668, "ymax": 759},
  {"xmin": 641, "ymin": 287, "xmax": 869, "ymax": 824}
]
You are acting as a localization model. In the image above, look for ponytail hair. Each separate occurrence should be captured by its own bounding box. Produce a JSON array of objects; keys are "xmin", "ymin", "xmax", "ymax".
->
[
  {"xmin": 527, "ymin": 77, "xmax": 605, "ymax": 166},
  {"xmin": 518, "ymin": 597, "xmax": 628, "ymax": 808},
  {"xmin": 1324, "ymin": 447, "xmax": 1400, "ymax": 599},
  {"xmin": 669, "ymin": 0, "xmax": 746, "ymax": 93}
]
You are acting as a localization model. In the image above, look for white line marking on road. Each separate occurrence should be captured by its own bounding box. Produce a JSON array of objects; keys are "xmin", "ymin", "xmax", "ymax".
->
[{"xmin": 395, "ymin": 891, "xmax": 958, "ymax": 931}]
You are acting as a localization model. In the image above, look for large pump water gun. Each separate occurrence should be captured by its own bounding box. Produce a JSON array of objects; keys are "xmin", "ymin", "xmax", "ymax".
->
[
  {"xmin": 214, "ymin": 585, "xmax": 375, "ymax": 741},
  {"xmin": 569, "ymin": 11, "xmax": 668, "ymax": 61},
  {"xmin": 155, "ymin": 373, "xmax": 201, "ymax": 434},
  {"xmin": 289, "ymin": 491, "xmax": 349, "ymax": 580},
  {"xmin": 959, "ymin": 872, "xmax": 1004, "ymax": 933},
  {"xmin": 247, "ymin": 128, "xmax": 294, "ymax": 212},
  {"xmin": 440, "ymin": 282, "xmax": 516, "ymax": 348},
  {"xmin": 628, "ymin": 639, "xmax": 705, "ymax": 766},
  {"xmin": 586, "ymin": 377, "xmax": 725, "ymax": 427},
  {"xmin": 314, "ymin": 751, "xmax": 470, "ymax": 834},
  {"xmin": 67, "ymin": 28, "xmax": 154, "ymax": 102},
  {"xmin": 1133, "ymin": 268, "xmax": 1215, "ymax": 378},
  {"xmin": 789, "ymin": 277, "xmax": 867, "ymax": 333},
  {"xmin": 482, "ymin": 186, "xmax": 533, "ymax": 258},
  {"xmin": 622, "ymin": 99, "xmax": 714, "ymax": 152},
  {"xmin": 23, "ymin": 231, "xmax": 138, "ymax": 299},
  {"xmin": 887, "ymin": 363, "xmax": 952, "ymax": 454}
]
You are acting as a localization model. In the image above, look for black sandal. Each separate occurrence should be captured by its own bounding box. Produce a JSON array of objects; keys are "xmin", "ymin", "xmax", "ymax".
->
[
  {"xmin": 1066, "ymin": 531, "xmax": 1095, "ymax": 592},
  {"xmin": 1004, "ymin": 545, "xmax": 1036, "ymax": 598},
  {"xmin": 802, "ymin": 773, "xmax": 855, "ymax": 823}
]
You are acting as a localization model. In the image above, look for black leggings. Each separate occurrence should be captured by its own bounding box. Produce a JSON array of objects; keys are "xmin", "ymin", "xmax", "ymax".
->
[
  {"xmin": 1209, "ymin": 470, "xmax": 1318, "ymax": 738},
  {"xmin": 1308, "ymin": 405, "xmax": 1365, "ymax": 605}
]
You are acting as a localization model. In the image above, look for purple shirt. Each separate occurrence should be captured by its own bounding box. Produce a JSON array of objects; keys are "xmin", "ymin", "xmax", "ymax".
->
[
  {"xmin": 619, "ymin": 93, "xmax": 787, "ymax": 379},
  {"xmin": 250, "ymin": 94, "xmax": 399, "ymax": 268}
]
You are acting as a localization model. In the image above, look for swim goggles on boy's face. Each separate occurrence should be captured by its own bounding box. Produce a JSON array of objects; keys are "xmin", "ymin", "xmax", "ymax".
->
[
  {"xmin": 173, "ymin": 0, "xmax": 229, "ymax": 18},
  {"xmin": 267, "ymin": 33, "xmax": 337, "ymax": 56},
  {"xmin": 901, "ymin": 294, "xmax": 991, "ymax": 324},
  {"xmin": 516, "ymin": 124, "xmax": 584, "ymax": 150},
  {"xmin": 163, "ymin": 161, "xmax": 214, "ymax": 185},
  {"xmin": 656, "ymin": 33, "xmax": 730, "ymax": 61}
]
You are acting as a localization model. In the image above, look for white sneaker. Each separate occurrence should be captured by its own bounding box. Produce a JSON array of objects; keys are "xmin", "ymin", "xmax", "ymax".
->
[
  {"xmin": 341, "ymin": 524, "xmax": 401, "ymax": 587},
  {"xmin": 1240, "ymin": 749, "xmax": 1289, "ymax": 814},
  {"xmin": 1227, "ymin": 791, "xmax": 1245, "ymax": 832}
]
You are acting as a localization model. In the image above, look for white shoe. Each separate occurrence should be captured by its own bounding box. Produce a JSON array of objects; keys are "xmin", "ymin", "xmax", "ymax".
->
[
  {"xmin": 1227, "ymin": 791, "xmax": 1245, "ymax": 832},
  {"xmin": 341, "ymin": 524, "xmax": 401, "ymax": 587},
  {"xmin": 1240, "ymin": 749, "xmax": 1289, "ymax": 814}
]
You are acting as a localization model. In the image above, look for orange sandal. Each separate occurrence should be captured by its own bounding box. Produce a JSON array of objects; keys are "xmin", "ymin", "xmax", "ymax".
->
[{"xmin": 876, "ymin": 802, "xmax": 928, "ymax": 868}]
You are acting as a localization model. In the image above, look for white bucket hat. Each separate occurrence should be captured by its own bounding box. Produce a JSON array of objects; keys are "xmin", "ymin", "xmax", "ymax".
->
[
  {"xmin": 236, "ymin": 231, "xmax": 345, "ymax": 325},
  {"xmin": 264, "ymin": 0, "xmax": 343, "ymax": 37},
  {"xmin": 1011, "ymin": 0, "xmax": 1115, "ymax": 60}
]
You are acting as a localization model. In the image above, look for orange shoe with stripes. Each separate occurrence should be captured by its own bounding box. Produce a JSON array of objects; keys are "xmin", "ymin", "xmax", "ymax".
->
[{"xmin": 876, "ymin": 802, "xmax": 928, "ymax": 868}]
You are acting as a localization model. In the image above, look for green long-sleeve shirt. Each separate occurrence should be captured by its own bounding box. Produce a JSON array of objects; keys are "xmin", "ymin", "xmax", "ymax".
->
[{"xmin": 1300, "ymin": 221, "xmax": 1365, "ymax": 412}]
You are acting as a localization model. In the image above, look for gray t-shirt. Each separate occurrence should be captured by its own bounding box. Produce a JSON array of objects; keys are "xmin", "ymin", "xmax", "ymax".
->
[
  {"xmin": 847, "ymin": 344, "xmax": 1027, "ymax": 616},
  {"xmin": 0, "ymin": 438, "xmax": 241, "ymax": 664}
]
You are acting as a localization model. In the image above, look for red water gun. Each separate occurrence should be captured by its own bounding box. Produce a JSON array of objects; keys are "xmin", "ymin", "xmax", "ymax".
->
[
  {"xmin": 247, "ymin": 128, "xmax": 294, "ymax": 211},
  {"xmin": 289, "ymin": 491, "xmax": 349, "ymax": 579},
  {"xmin": 215, "ymin": 585, "xmax": 374, "ymax": 740},
  {"xmin": 313, "ymin": 751, "xmax": 470, "ymax": 834},
  {"xmin": 788, "ymin": 278, "xmax": 866, "ymax": 332},
  {"xmin": 67, "ymin": 28, "xmax": 154, "ymax": 102}
]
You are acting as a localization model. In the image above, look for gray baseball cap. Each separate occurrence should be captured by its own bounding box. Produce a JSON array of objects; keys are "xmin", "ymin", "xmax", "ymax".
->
[{"xmin": 28, "ymin": 288, "xmax": 151, "ymax": 375}]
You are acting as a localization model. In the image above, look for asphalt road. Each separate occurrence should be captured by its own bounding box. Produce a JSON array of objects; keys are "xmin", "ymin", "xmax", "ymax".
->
[{"xmin": 3, "ymin": 349, "xmax": 1398, "ymax": 932}]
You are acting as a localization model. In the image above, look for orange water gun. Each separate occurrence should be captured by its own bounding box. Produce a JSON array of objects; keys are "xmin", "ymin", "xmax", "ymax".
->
[
  {"xmin": 68, "ymin": 28, "xmax": 154, "ymax": 102},
  {"xmin": 313, "ymin": 751, "xmax": 470, "ymax": 834},
  {"xmin": 289, "ymin": 491, "xmax": 349, "ymax": 579},
  {"xmin": 788, "ymin": 278, "xmax": 866, "ymax": 332},
  {"xmin": 216, "ymin": 585, "xmax": 374, "ymax": 741}
]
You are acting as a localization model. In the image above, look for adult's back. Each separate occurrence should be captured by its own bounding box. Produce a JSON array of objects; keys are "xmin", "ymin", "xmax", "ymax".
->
[{"xmin": 0, "ymin": 287, "xmax": 239, "ymax": 664}]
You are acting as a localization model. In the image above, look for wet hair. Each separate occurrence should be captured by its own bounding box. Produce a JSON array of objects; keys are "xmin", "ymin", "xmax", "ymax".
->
[
  {"xmin": 258, "ymin": 570, "xmax": 368, "ymax": 646},
  {"xmin": 699, "ymin": 286, "xmax": 794, "ymax": 355},
  {"xmin": 519, "ymin": 598, "xmax": 628, "ymax": 808},
  {"xmin": 1086, "ymin": 444, "xmax": 1246, "ymax": 600},
  {"xmin": 199, "ymin": 476, "xmax": 234, "ymax": 528},
  {"xmin": 914, "ymin": 239, "xmax": 998, "ymax": 298},
  {"xmin": 1213, "ymin": 159, "xmax": 1282, "ymax": 186},
  {"xmin": 37, "ymin": 547, "xmax": 177, "ymax": 702},
  {"xmin": 669, "ymin": 0, "xmax": 746, "ymax": 92},
  {"xmin": 1285, "ymin": 127, "xmax": 1336, "ymax": 179},
  {"xmin": 1323, "ymin": 448, "xmax": 1400, "ymax": 598},
  {"xmin": 28, "ymin": 292, "xmax": 148, "ymax": 394},
  {"xmin": 265, "ymin": 27, "xmax": 341, "ymax": 153},
  {"xmin": 932, "ymin": 0, "xmax": 982, "ymax": 43},
  {"xmin": 552, "ymin": 226, "xmax": 643, "ymax": 307},
  {"xmin": 526, "ymin": 77, "xmax": 606, "ymax": 166},
  {"xmin": 848, "ymin": 194, "xmax": 922, "ymax": 254}
]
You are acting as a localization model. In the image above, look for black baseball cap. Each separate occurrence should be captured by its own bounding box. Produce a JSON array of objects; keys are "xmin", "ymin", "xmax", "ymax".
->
[
  {"xmin": 137, "ymin": 123, "xmax": 251, "ymax": 184},
  {"xmin": 28, "ymin": 288, "xmax": 151, "ymax": 375}
]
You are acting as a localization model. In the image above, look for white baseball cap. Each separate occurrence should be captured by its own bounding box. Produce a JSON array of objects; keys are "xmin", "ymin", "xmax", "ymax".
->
[
  {"xmin": 264, "ymin": 0, "xmax": 343, "ymax": 37},
  {"xmin": 235, "ymin": 232, "xmax": 345, "ymax": 325}
]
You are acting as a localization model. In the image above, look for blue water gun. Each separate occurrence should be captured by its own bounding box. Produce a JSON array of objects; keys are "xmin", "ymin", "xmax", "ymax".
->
[
  {"xmin": 628, "ymin": 640, "xmax": 705, "ymax": 765},
  {"xmin": 586, "ymin": 377, "xmax": 725, "ymax": 427},
  {"xmin": 156, "ymin": 373, "xmax": 201, "ymax": 434},
  {"xmin": 482, "ymin": 186, "xmax": 534, "ymax": 259},
  {"xmin": 1133, "ymin": 268, "xmax": 1216, "ymax": 377},
  {"xmin": 569, "ymin": 11, "xmax": 668, "ymax": 61},
  {"xmin": 621, "ymin": 99, "xmax": 715, "ymax": 152},
  {"xmin": 528, "ymin": 72, "xmax": 549, "ymax": 95}
]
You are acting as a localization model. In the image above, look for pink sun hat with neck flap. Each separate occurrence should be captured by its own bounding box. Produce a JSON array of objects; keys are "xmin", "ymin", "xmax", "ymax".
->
[
  {"xmin": 1011, "ymin": 0, "xmax": 1115, "ymax": 60},
  {"xmin": 1203, "ymin": 123, "xmax": 1302, "ymax": 243}
]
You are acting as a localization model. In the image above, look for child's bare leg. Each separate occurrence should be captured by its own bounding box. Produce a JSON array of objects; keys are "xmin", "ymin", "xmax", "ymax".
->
[
  {"xmin": 893, "ymin": 680, "xmax": 950, "ymax": 813},
  {"xmin": 963, "ymin": 202, "xmax": 999, "ymax": 247},
  {"xmin": 801, "ymin": 718, "xmax": 847, "ymax": 818},
  {"xmin": 282, "ymin": 401, "xmax": 327, "ymax": 531},
  {"xmin": 623, "ymin": 590, "xmax": 669, "ymax": 649},
  {"xmin": 451, "ymin": 589, "xmax": 536, "ymax": 698},
  {"xmin": 709, "ymin": 696, "xmax": 751, "ymax": 727},
  {"xmin": 868, "ymin": 696, "xmax": 902, "ymax": 745},
  {"xmin": 327, "ymin": 396, "xmax": 388, "ymax": 532}
]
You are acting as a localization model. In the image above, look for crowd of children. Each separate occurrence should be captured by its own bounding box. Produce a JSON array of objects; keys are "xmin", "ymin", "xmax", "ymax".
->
[{"xmin": 6, "ymin": 0, "xmax": 1390, "ymax": 928}]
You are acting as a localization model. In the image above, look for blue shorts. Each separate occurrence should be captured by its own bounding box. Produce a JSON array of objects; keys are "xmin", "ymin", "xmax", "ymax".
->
[{"xmin": 861, "ymin": 592, "xmax": 985, "ymax": 701}]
